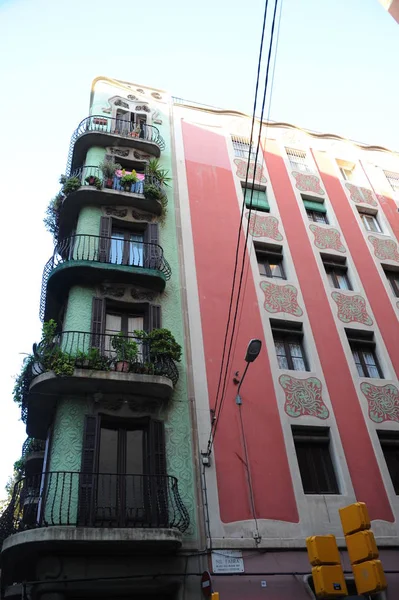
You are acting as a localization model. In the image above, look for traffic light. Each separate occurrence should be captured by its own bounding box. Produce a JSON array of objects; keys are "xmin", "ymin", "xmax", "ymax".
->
[
  {"xmin": 339, "ymin": 502, "xmax": 387, "ymax": 596},
  {"xmin": 306, "ymin": 535, "xmax": 348, "ymax": 598},
  {"xmin": 211, "ymin": 593, "xmax": 219, "ymax": 600}
]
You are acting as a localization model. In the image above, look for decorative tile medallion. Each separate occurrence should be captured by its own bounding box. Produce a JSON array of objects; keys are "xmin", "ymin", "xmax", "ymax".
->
[
  {"xmin": 234, "ymin": 159, "xmax": 267, "ymax": 184},
  {"xmin": 369, "ymin": 236, "xmax": 399, "ymax": 263},
  {"xmin": 246, "ymin": 212, "xmax": 283, "ymax": 241},
  {"xmin": 279, "ymin": 375, "xmax": 329, "ymax": 419},
  {"xmin": 360, "ymin": 382, "xmax": 399, "ymax": 424},
  {"xmin": 292, "ymin": 172, "xmax": 325, "ymax": 195},
  {"xmin": 331, "ymin": 292, "xmax": 373, "ymax": 326},
  {"xmin": 260, "ymin": 281, "xmax": 303, "ymax": 316},
  {"xmin": 309, "ymin": 224, "xmax": 346, "ymax": 252},
  {"xmin": 345, "ymin": 183, "xmax": 378, "ymax": 207}
]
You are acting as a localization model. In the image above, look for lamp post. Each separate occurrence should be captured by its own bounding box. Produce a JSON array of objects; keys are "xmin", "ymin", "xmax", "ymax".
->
[{"xmin": 236, "ymin": 338, "xmax": 262, "ymax": 404}]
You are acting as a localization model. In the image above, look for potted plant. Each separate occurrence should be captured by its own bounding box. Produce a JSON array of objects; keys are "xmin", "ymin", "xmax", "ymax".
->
[
  {"xmin": 99, "ymin": 158, "xmax": 122, "ymax": 189},
  {"xmin": 85, "ymin": 175, "xmax": 102, "ymax": 190},
  {"xmin": 146, "ymin": 158, "xmax": 171, "ymax": 187},
  {"xmin": 146, "ymin": 328, "xmax": 182, "ymax": 373},
  {"xmin": 120, "ymin": 170, "xmax": 138, "ymax": 192},
  {"xmin": 60, "ymin": 175, "xmax": 81, "ymax": 195},
  {"xmin": 111, "ymin": 333, "xmax": 139, "ymax": 372}
]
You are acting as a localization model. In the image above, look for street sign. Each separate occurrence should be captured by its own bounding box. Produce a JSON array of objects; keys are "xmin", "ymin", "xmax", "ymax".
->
[
  {"xmin": 211, "ymin": 550, "xmax": 244, "ymax": 574},
  {"xmin": 201, "ymin": 571, "xmax": 212, "ymax": 597}
]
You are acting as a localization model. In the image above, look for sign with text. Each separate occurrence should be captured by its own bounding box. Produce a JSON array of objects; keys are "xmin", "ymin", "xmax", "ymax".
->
[{"xmin": 211, "ymin": 550, "xmax": 244, "ymax": 574}]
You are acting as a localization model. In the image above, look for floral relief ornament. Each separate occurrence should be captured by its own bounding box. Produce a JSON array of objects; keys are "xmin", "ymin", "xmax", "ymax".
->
[
  {"xmin": 292, "ymin": 172, "xmax": 325, "ymax": 195},
  {"xmin": 345, "ymin": 183, "xmax": 378, "ymax": 207},
  {"xmin": 309, "ymin": 224, "xmax": 346, "ymax": 252},
  {"xmin": 233, "ymin": 159, "xmax": 267, "ymax": 184},
  {"xmin": 369, "ymin": 236, "xmax": 399, "ymax": 263},
  {"xmin": 246, "ymin": 211, "xmax": 283, "ymax": 241},
  {"xmin": 360, "ymin": 382, "xmax": 399, "ymax": 424},
  {"xmin": 331, "ymin": 292, "xmax": 373, "ymax": 326},
  {"xmin": 279, "ymin": 375, "xmax": 329, "ymax": 419},
  {"xmin": 260, "ymin": 281, "xmax": 303, "ymax": 316}
]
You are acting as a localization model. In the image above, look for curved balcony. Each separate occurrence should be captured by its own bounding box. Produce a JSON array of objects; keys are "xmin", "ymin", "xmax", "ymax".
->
[
  {"xmin": 26, "ymin": 330, "xmax": 178, "ymax": 437},
  {"xmin": 21, "ymin": 438, "xmax": 45, "ymax": 476},
  {"xmin": 59, "ymin": 166, "xmax": 165, "ymax": 238},
  {"xmin": 67, "ymin": 116, "xmax": 165, "ymax": 175},
  {"xmin": 0, "ymin": 471, "xmax": 189, "ymax": 556},
  {"xmin": 40, "ymin": 234, "xmax": 171, "ymax": 322}
]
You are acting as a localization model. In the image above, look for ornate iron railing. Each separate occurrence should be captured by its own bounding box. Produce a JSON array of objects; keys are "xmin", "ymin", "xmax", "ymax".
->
[
  {"xmin": 0, "ymin": 471, "xmax": 190, "ymax": 544},
  {"xmin": 31, "ymin": 330, "xmax": 179, "ymax": 385},
  {"xmin": 40, "ymin": 234, "xmax": 171, "ymax": 321},
  {"xmin": 68, "ymin": 165, "xmax": 165, "ymax": 197},
  {"xmin": 22, "ymin": 438, "xmax": 46, "ymax": 458},
  {"xmin": 66, "ymin": 117, "xmax": 165, "ymax": 175}
]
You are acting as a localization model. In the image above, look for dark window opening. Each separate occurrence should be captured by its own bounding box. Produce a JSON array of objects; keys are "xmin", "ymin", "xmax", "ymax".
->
[
  {"xmin": 292, "ymin": 426, "xmax": 339, "ymax": 495},
  {"xmin": 306, "ymin": 209, "xmax": 329, "ymax": 224},
  {"xmin": 256, "ymin": 244, "xmax": 286, "ymax": 280},
  {"xmin": 378, "ymin": 431, "xmax": 399, "ymax": 494},
  {"xmin": 383, "ymin": 266, "xmax": 399, "ymax": 298},
  {"xmin": 271, "ymin": 321, "xmax": 308, "ymax": 371},
  {"xmin": 346, "ymin": 329, "xmax": 383, "ymax": 378},
  {"xmin": 322, "ymin": 255, "xmax": 352, "ymax": 290}
]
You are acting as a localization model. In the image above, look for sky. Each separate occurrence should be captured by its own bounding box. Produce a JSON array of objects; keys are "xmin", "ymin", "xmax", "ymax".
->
[{"xmin": 0, "ymin": 0, "xmax": 398, "ymax": 495}]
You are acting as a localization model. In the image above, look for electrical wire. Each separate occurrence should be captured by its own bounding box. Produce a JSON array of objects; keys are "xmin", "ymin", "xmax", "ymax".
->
[{"xmin": 207, "ymin": 0, "xmax": 281, "ymax": 456}]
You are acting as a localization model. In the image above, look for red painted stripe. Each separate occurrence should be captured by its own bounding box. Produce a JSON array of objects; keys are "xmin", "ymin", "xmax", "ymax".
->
[
  {"xmin": 182, "ymin": 122, "xmax": 298, "ymax": 523},
  {"xmin": 265, "ymin": 140, "xmax": 393, "ymax": 521},
  {"xmin": 313, "ymin": 150, "xmax": 399, "ymax": 379}
]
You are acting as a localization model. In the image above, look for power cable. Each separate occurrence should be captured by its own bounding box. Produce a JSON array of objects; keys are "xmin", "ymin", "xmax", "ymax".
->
[{"xmin": 207, "ymin": 0, "xmax": 281, "ymax": 456}]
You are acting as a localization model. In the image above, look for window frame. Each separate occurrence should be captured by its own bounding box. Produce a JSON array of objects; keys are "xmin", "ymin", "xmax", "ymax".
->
[
  {"xmin": 231, "ymin": 136, "xmax": 256, "ymax": 160},
  {"xmin": 347, "ymin": 333, "xmax": 383, "ymax": 379},
  {"xmin": 272, "ymin": 325, "xmax": 309, "ymax": 372},
  {"xmin": 306, "ymin": 209, "xmax": 329, "ymax": 224},
  {"xmin": 292, "ymin": 426, "xmax": 340, "ymax": 495},
  {"xmin": 384, "ymin": 169, "xmax": 399, "ymax": 194},
  {"xmin": 322, "ymin": 258, "xmax": 352, "ymax": 290},
  {"xmin": 378, "ymin": 431, "xmax": 399, "ymax": 494},
  {"xmin": 285, "ymin": 147, "xmax": 311, "ymax": 173},
  {"xmin": 256, "ymin": 247, "xmax": 286, "ymax": 280},
  {"xmin": 384, "ymin": 267, "xmax": 399, "ymax": 298},
  {"xmin": 359, "ymin": 212, "xmax": 382, "ymax": 233}
]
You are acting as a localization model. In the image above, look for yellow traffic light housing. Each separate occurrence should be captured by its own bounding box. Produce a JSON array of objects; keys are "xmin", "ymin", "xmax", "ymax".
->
[
  {"xmin": 339, "ymin": 502, "xmax": 370, "ymax": 536},
  {"xmin": 306, "ymin": 535, "xmax": 341, "ymax": 566},
  {"xmin": 352, "ymin": 560, "xmax": 387, "ymax": 595},
  {"xmin": 346, "ymin": 530, "xmax": 379, "ymax": 564},
  {"xmin": 312, "ymin": 565, "xmax": 348, "ymax": 598}
]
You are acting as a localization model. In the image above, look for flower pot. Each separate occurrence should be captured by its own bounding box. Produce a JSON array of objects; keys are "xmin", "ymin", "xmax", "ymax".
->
[
  {"xmin": 88, "ymin": 177, "xmax": 95, "ymax": 185},
  {"xmin": 115, "ymin": 360, "xmax": 130, "ymax": 373},
  {"xmin": 105, "ymin": 178, "xmax": 113, "ymax": 189}
]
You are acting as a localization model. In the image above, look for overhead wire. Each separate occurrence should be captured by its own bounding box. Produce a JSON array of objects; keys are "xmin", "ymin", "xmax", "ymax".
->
[{"xmin": 207, "ymin": 0, "xmax": 281, "ymax": 457}]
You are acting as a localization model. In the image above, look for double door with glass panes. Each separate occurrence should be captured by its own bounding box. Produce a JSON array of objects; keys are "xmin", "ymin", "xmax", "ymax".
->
[
  {"xmin": 104, "ymin": 311, "xmax": 144, "ymax": 361},
  {"xmin": 110, "ymin": 230, "xmax": 144, "ymax": 267}
]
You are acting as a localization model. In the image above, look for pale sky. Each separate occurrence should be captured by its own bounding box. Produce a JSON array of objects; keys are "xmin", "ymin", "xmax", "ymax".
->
[{"xmin": 0, "ymin": 0, "xmax": 398, "ymax": 495}]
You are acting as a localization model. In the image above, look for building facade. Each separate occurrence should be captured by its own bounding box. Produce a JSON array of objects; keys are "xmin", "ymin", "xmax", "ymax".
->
[
  {"xmin": 379, "ymin": 0, "xmax": 399, "ymax": 23},
  {"xmin": 2, "ymin": 77, "xmax": 399, "ymax": 599}
]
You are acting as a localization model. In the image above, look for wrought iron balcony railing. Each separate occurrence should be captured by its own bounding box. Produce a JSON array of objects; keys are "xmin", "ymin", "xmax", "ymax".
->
[
  {"xmin": 31, "ymin": 330, "xmax": 179, "ymax": 385},
  {"xmin": 68, "ymin": 165, "xmax": 165, "ymax": 197},
  {"xmin": 0, "ymin": 471, "xmax": 190, "ymax": 545},
  {"xmin": 22, "ymin": 438, "xmax": 46, "ymax": 458},
  {"xmin": 66, "ymin": 116, "xmax": 165, "ymax": 175},
  {"xmin": 40, "ymin": 234, "xmax": 171, "ymax": 321}
]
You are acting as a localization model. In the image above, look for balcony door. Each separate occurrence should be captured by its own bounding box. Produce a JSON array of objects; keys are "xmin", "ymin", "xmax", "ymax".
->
[
  {"xmin": 78, "ymin": 416, "xmax": 167, "ymax": 527},
  {"xmin": 110, "ymin": 230, "xmax": 144, "ymax": 267},
  {"xmin": 104, "ymin": 311, "xmax": 144, "ymax": 360}
]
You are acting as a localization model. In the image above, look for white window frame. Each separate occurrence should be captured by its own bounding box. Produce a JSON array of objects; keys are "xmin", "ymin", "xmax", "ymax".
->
[
  {"xmin": 231, "ymin": 135, "xmax": 257, "ymax": 160},
  {"xmin": 285, "ymin": 147, "xmax": 311, "ymax": 172},
  {"xmin": 360, "ymin": 212, "xmax": 382, "ymax": 233},
  {"xmin": 384, "ymin": 169, "xmax": 399, "ymax": 194}
]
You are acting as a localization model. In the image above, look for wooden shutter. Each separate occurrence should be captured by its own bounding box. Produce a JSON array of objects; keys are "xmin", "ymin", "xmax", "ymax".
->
[
  {"xmin": 99, "ymin": 216, "xmax": 111, "ymax": 262},
  {"xmin": 78, "ymin": 415, "xmax": 99, "ymax": 526},
  {"xmin": 91, "ymin": 297, "xmax": 105, "ymax": 349},
  {"xmin": 149, "ymin": 419, "xmax": 167, "ymax": 526},
  {"xmin": 144, "ymin": 223, "xmax": 159, "ymax": 269},
  {"xmin": 149, "ymin": 304, "xmax": 162, "ymax": 331}
]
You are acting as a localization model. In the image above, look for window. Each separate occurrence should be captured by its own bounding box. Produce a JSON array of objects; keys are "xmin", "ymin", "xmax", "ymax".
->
[
  {"xmin": 110, "ymin": 229, "xmax": 144, "ymax": 266},
  {"xmin": 336, "ymin": 159, "xmax": 357, "ymax": 183},
  {"xmin": 255, "ymin": 244, "xmax": 285, "ymax": 279},
  {"xmin": 384, "ymin": 169, "xmax": 399, "ymax": 194},
  {"xmin": 99, "ymin": 216, "xmax": 160, "ymax": 269},
  {"xmin": 231, "ymin": 135, "xmax": 256, "ymax": 160},
  {"xmin": 378, "ymin": 431, "xmax": 399, "ymax": 494},
  {"xmin": 292, "ymin": 426, "xmax": 339, "ymax": 494},
  {"xmin": 302, "ymin": 197, "xmax": 329, "ymax": 224},
  {"xmin": 322, "ymin": 255, "xmax": 352, "ymax": 290},
  {"xmin": 359, "ymin": 212, "xmax": 382, "ymax": 233},
  {"xmin": 346, "ymin": 330, "xmax": 383, "ymax": 378},
  {"xmin": 383, "ymin": 266, "xmax": 399, "ymax": 297},
  {"xmin": 242, "ymin": 185, "xmax": 269, "ymax": 212},
  {"xmin": 272, "ymin": 321, "xmax": 308, "ymax": 371},
  {"xmin": 285, "ymin": 147, "xmax": 311, "ymax": 172},
  {"xmin": 79, "ymin": 415, "xmax": 166, "ymax": 527}
]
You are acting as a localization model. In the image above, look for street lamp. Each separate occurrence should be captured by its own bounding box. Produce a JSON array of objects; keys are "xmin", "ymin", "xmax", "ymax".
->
[{"xmin": 236, "ymin": 338, "xmax": 262, "ymax": 401}]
